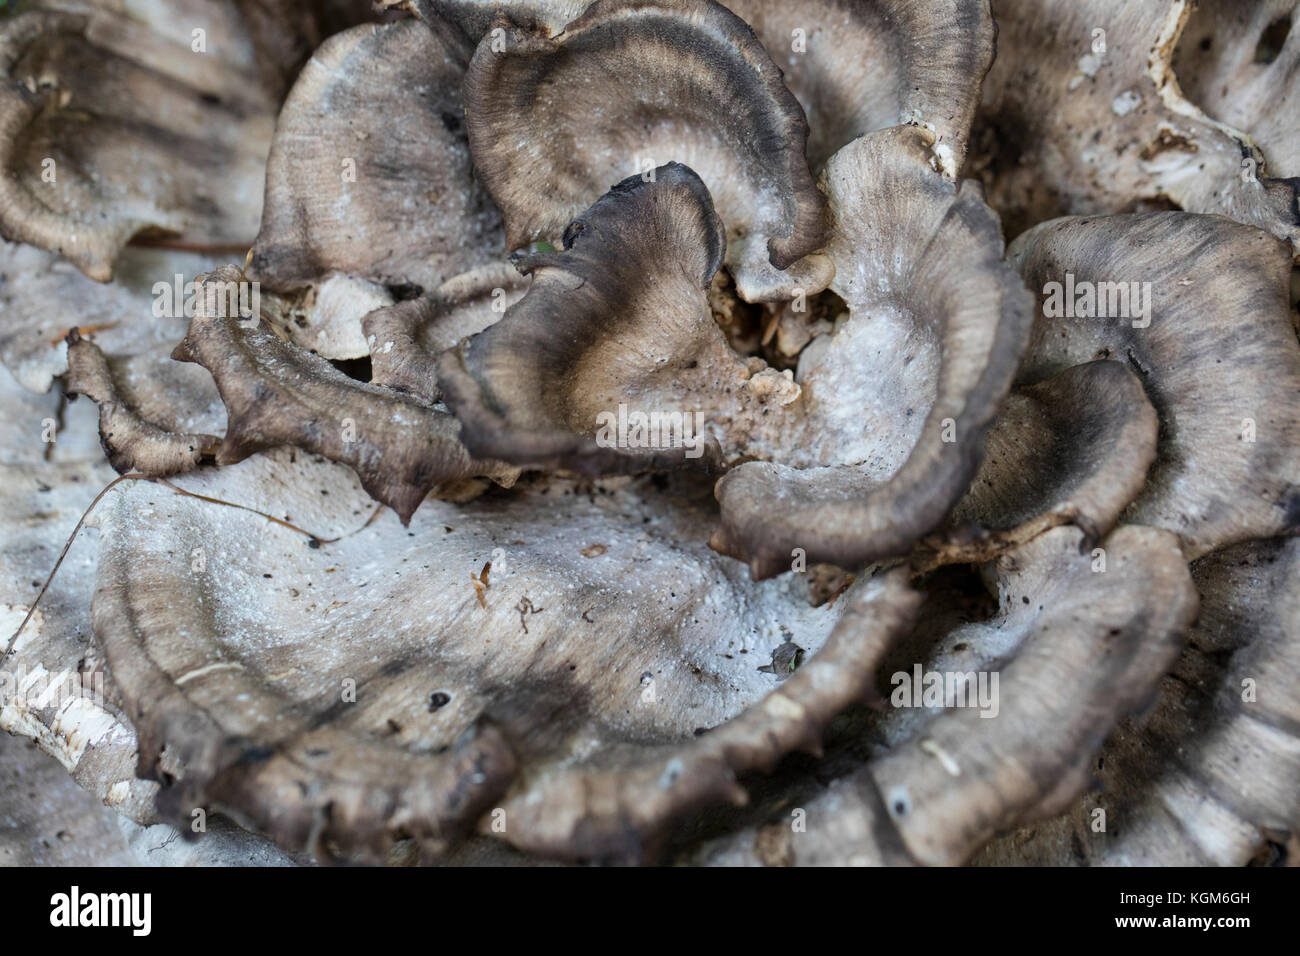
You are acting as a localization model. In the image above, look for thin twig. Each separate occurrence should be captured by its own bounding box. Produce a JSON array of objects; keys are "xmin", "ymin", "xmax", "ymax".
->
[{"xmin": 4, "ymin": 473, "xmax": 364, "ymax": 659}]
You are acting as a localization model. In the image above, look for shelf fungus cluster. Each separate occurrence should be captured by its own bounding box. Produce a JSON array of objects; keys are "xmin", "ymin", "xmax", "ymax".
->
[{"xmin": 0, "ymin": 0, "xmax": 1297, "ymax": 867}]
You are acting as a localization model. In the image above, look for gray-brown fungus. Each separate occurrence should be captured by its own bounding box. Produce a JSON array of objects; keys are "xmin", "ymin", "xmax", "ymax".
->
[
  {"xmin": 914, "ymin": 359, "xmax": 1158, "ymax": 571},
  {"xmin": 88, "ymin": 457, "xmax": 919, "ymax": 862},
  {"xmin": 249, "ymin": 17, "xmax": 503, "ymax": 296},
  {"xmin": 1008, "ymin": 212, "xmax": 1300, "ymax": 558},
  {"xmin": 976, "ymin": 535, "xmax": 1300, "ymax": 865},
  {"xmin": 725, "ymin": 0, "xmax": 996, "ymax": 174},
  {"xmin": 364, "ymin": 262, "xmax": 529, "ymax": 405},
  {"xmin": 437, "ymin": 163, "xmax": 764, "ymax": 475},
  {"xmin": 1, "ymin": 0, "xmax": 1297, "ymax": 868},
  {"xmin": 688, "ymin": 526, "xmax": 1197, "ymax": 865},
  {"xmin": 712, "ymin": 127, "xmax": 1034, "ymax": 578},
  {"xmin": 173, "ymin": 268, "xmax": 518, "ymax": 524},
  {"xmin": 976, "ymin": 0, "xmax": 1300, "ymax": 255},
  {"xmin": 0, "ymin": 8, "xmax": 274, "ymax": 281},
  {"xmin": 462, "ymin": 0, "xmax": 830, "ymax": 303},
  {"xmin": 64, "ymin": 330, "xmax": 220, "ymax": 476}
]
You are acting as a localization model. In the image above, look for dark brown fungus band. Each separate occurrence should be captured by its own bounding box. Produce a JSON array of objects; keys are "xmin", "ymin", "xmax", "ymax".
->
[
  {"xmin": 1008, "ymin": 211, "xmax": 1300, "ymax": 558},
  {"xmin": 172, "ymin": 267, "xmax": 517, "ymax": 523},
  {"xmin": 498, "ymin": 566, "xmax": 921, "ymax": 862},
  {"xmin": 64, "ymin": 331, "xmax": 220, "ymax": 476},
  {"xmin": 914, "ymin": 359, "xmax": 1158, "ymax": 571},
  {"xmin": 1094, "ymin": 535, "xmax": 1300, "ymax": 865},
  {"xmin": 691, "ymin": 525, "xmax": 1197, "ymax": 865},
  {"xmin": 725, "ymin": 0, "xmax": 997, "ymax": 174},
  {"xmin": 248, "ymin": 17, "xmax": 503, "ymax": 295},
  {"xmin": 712, "ymin": 127, "xmax": 1035, "ymax": 579},
  {"xmin": 437, "ymin": 163, "xmax": 764, "ymax": 475},
  {"xmin": 0, "ymin": 10, "xmax": 272, "ymax": 281},
  {"xmin": 977, "ymin": 534, "xmax": 1300, "ymax": 865},
  {"xmin": 977, "ymin": 0, "xmax": 1300, "ymax": 254},
  {"xmin": 462, "ymin": 0, "xmax": 830, "ymax": 303}
]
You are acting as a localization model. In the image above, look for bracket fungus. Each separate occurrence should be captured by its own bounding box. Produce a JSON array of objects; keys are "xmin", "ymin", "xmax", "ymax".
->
[
  {"xmin": 1008, "ymin": 211, "xmax": 1300, "ymax": 558},
  {"xmin": 975, "ymin": 534, "xmax": 1300, "ymax": 866},
  {"xmin": 689, "ymin": 525, "xmax": 1197, "ymax": 865},
  {"xmin": 396, "ymin": 0, "xmax": 593, "ymax": 50},
  {"xmin": 172, "ymin": 268, "xmax": 518, "ymax": 524},
  {"xmin": 915, "ymin": 359, "xmax": 1159, "ymax": 571},
  {"xmin": 711, "ymin": 127, "xmax": 1035, "ymax": 578},
  {"xmin": 249, "ymin": 17, "xmax": 503, "ymax": 297},
  {"xmin": 462, "ymin": 0, "xmax": 831, "ymax": 302},
  {"xmin": 976, "ymin": 0, "xmax": 1300, "ymax": 255},
  {"xmin": 0, "ymin": 8, "xmax": 274, "ymax": 281},
  {"xmin": 1, "ymin": 0, "xmax": 1298, "ymax": 869},
  {"xmin": 725, "ymin": 0, "xmax": 997, "ymax": 175},
  {"xmin": 1094, "ymin": 535, "xmax": 1300, "ymax": 865},
  {"xmin": 437, "ymin": 163, "xmax": 750, "ymax": 474},
  {"xmin": 87, "ymin": 457, "xmax": 918, "ymax": 861}
]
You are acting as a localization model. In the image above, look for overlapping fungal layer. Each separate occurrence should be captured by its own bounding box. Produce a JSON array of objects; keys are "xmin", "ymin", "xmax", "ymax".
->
[
  {"xmin": 0, "ymin": 0, "xmax": 1297, "ymax": 868},
  {"xmin": 462, "ymin": 0, "xmax": 830, "ymax": 302},
  {"xmin": 436, "ymin": 163, "xmax": 790, "ymax": 475},
  {"xmin": 249, "ymin": 17, "xmax": 503, "ymax": 295},
  {"xmin": 1095, "ymin": 536, "xmax": 1300, "ymax": 865},
  {"xmin": 499, "ymin": 565, "xmax": 920, "ymax": 860},
  {"xmin": 172, "ymin": 268, "xmax": 518, "ymax": 524},
  {"xmin": 688, "ymin": 526, "xmax": 1197, "ymax": 865},
  {"xmin": 0, "ymin": 8, "xmax": 274, "ymax": 280},
  {"xmin": 406, "ymin": 0, "xmax": 998, "ymax": 176},
  {"xmin": 725, "ymin": 0, "xmax": 996, "ymax": 174},
  {"xmin": 398, "ymin": 0, "xmax": 592, "ymax": 50},
  {"xmin": 914, "ymin": 359, "xmax": 1159, "ymax": 570},
  {"xmin": 975, "ymin": 535, "xmax": 1300, "ymax": 866},
  {"xmin": 976, "ymin": 0, "xmax": 1300, "ymax": 255},
  {"xmin": 712, "ymin": 126, "xmax": 1035, "ymax": 578},
  {"xmin": 88, "ymin": 454, "xmax": 921, "ymax": 862},
  {"xmin": 1008, "ymin": 211, "xmax": 1300, "ymax": 558}
]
